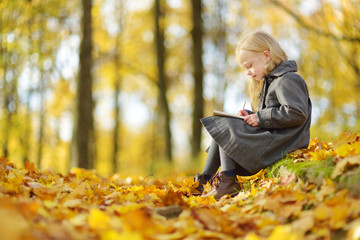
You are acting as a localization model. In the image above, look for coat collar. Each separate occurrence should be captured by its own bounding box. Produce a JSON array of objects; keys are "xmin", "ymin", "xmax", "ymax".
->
[{"xmin": 265, "ymin": 60, "xmax": 298, "ymax": 83}]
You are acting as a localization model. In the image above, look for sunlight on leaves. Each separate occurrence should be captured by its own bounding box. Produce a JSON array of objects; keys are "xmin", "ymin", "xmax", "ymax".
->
[{"xmin": 0, "ymin": 132, "xmax": 359, "ymax": 239}]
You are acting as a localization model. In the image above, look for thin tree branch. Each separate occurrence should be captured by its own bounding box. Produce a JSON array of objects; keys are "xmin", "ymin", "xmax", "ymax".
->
[{"xmin": 269, "ymin": 0, "xmax": 360, "ymax": 43}]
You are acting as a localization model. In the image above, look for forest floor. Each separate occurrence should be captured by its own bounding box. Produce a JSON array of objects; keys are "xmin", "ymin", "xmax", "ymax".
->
[{"xmin": 1, "ymin": 132, "xmax": 360, "ymax": 240}]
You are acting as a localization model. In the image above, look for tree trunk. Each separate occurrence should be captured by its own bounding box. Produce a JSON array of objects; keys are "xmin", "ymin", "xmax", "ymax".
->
[
  {"xmin": 22, "ymin": 89, "xmax": 33, "ymax": 165},
  {"xmin": 111, "ymin": 1, "xmax": 125, "ymax": 173},
  {"xmin": 113, "ymin": 77, "xmax": 120, "ymax": 173},
  {"xmin": 155, "ymin": 0, "xmax": 172, "ymax": 162},
  {"xmin": 21, "ymin": 19, "xmax": 35, "ymax": 165},
  {"xmin": 0, "ymin": 18, "xmax": 9, "ymax": 158},
  {"xmin": 2, "ymin": 66, "xmax": 10, "ymax": 158},
  {"xmin": 0, "ymin": 39, "xmax": 17, "ymax": 159},
  {"xmin": 112, "ymin": 46, "xmax": 122, "ymax": 173},
  {"xmin": 37, "ymin": 67, "xmax": 45, "ymax": 169},
  {"xmin": 37, "ymin": 15, "xmax": 46, "ymax": 169},
  {"xmin": 72, "ymin": 0, "xmax": 95, "ymax": 169},
  {"xmin": 191, "ymin": 0, "xmax": 204, "ymax": 160}
]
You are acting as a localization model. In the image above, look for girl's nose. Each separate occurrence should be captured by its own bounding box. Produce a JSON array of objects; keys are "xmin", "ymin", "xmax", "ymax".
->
[{"xmin": 246, "ymin": 70, "xmax": 252, "ymax": 75}]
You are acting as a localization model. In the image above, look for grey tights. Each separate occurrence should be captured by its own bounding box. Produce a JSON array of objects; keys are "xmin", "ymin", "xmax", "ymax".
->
[{"xmin": 201, "ymin": 140, "xmax": 251, "ymax": 179}]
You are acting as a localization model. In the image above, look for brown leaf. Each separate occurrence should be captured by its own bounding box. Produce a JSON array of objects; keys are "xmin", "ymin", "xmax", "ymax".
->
[
  {"xmin": 331, "ymin": 155, "xmax": 360, "ymax": 178},
  {"xmin": 150, "ymin": 205, "xmax": 182, "ymax": 218},
  {"xmin": 291, "ymin": 213, "xmax": 315, "ymax": 234}
]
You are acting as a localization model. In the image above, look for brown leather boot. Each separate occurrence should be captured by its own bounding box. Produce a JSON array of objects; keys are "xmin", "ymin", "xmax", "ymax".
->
[
  {"xmin": 193, "ymin": 174, "xmax": 208, "ymax": 195},
  {"xmin": 202, "ymin": 172, "xmax": 240, "ymax": 201}
]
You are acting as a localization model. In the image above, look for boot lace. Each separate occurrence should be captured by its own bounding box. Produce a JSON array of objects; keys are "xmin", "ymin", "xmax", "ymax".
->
[{"xmin": 209, "ymin": 172, "xmax": 221, "ymax": 188}]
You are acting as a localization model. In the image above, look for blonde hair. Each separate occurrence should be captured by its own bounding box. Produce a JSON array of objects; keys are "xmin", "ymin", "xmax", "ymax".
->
[{"xmin": 235, "ymin": 31, "xmax": 288, "ymax": 111}]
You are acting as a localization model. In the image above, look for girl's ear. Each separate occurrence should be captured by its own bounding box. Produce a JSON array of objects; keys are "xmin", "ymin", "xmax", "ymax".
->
[{"xmin": 263, "ymin": 50, "xmax": 271, "ymax": 62}]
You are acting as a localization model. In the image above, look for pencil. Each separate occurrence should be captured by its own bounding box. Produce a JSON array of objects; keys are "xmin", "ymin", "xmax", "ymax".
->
[{"xmin": 242, "ymin": 101, "xmax": 246, "ymax": 110}]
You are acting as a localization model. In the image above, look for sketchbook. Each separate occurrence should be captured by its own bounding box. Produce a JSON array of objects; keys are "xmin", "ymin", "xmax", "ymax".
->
[{"xmin": 213, "ymin": 110, "xmax": 245, "ymax": 120}]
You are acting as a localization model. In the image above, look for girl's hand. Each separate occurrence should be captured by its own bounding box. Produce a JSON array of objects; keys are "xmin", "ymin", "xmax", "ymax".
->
[
  {"xmin": 244, "ymin": 114, "xmax": 259, "ymax": 127},
  {"xmin": 237, "ymin": 110, "xmax": 249, "ymax": 116}
]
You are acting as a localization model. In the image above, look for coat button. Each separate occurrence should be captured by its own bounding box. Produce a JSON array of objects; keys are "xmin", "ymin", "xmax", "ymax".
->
[{"xmin": 264, "ymin": 121, "xmax": 271, "ymax": 128}]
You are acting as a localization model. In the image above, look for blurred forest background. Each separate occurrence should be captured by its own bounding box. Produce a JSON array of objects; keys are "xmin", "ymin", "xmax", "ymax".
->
[{"xmin": 1, "ymin": 0, "xmax": 359, "ymax": 177}]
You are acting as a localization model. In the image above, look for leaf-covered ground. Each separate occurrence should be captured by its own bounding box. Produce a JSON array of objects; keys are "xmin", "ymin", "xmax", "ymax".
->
[{"xmin": 1, "ymin": 132, "xmax": 360, "ymax": 240}]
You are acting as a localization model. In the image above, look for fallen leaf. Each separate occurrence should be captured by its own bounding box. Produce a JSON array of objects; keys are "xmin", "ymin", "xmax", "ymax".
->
[
  {"xmin": 88, "ymin": 208, "xmax": 111, "ymax": 231},
  {"xmin": 331, "ymin": 155, "xmax": 360, "ymax": 178}
]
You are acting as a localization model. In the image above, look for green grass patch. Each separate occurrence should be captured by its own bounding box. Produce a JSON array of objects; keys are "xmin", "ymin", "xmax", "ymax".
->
[
  {"xmin": 265, "ymin": 157, "xmax": 336, "ymax": 182},
  {"xmin": 265, "ymin": 156, "xmax": 360, "ymax": 196}
]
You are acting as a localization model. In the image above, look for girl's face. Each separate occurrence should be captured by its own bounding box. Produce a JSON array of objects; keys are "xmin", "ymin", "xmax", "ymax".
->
[{"xmin": 238, "ymin": 50, "xmax": 270, "ymax": 81}]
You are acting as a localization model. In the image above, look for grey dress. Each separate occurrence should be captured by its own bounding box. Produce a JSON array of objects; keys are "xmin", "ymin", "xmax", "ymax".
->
[{"xmin": 200, "ymin": 60, "xmax": 312, "ymax": 174}]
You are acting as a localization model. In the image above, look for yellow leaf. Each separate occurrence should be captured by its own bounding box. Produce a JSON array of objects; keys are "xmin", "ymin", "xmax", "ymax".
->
[
  {"xmin": 314, "ymin": 204, "xmax": 331, "ymax": 221},
  {"xmin": 332, "ymin": 132, "xmax": 359, "ymax": 149},
  {"xmin": 111, "ymin": 203, "xmax": 145, "ymax": 215},
  {"xmin": 308, "ymin": 137, "xmax": 320, "ymax": 150},
  {"xmin": 129, "ymin": 185, "xmax": 144, "ymax": 192},
  {"xmin": 336, "ymin": 141, "xmax": 360, "ymax": 157},
  {"xmin": 88, "ymin": 208, "xmax": 110, "ymax": 231},
  {"xmin": 184, "ymin": 195, "xmax": 217, "ymax": 207},
  {"xmin": 7, "ymin": 169, "xmax": 26, "ymax": 186},
  {"xmin": 43, "ymin": 200, "xmax": 57, "ymax": 209},
  {"xmin": 101, "ymin": 230, "xmax": 143, "ymax": 240},
  {"xmin": 237, "ymin": 169, "xmax": 266, "ymax": 183},
  {"xmin": 68, "ymin": 181, "xmax": 94, "ymax": 200},
  {"xmin": 329, "ymin": 205, "xmax": 349, "ymax": 229},
  {"xmin": 120, "ymin": 209, "xmax": 157, "ymax": 237},
  {"xmin": 1, "ymin": 182, "xmax": 21, "ymax": 193},
  {"xmin": 69, "ymin": 214, "xmax": 87, "ymax": 226},
  {"xmin": 250, "ymin": 184, "xmax": 258, "ymax": 196},
  {"xmin": 268, "ymin": 225, "xmax": 301, "ymax": 240},
  {"xmin": 244, "ymin": 232, "xmax": 262, "ymax": 240},
  {"xmin": 0, "ymin": 208, "xmax": 29, "ymax": 240},
  {"xmin": 309, "ymin": 149, "xmax": 334, "ymax": 161},
  {"xmin": 70, "ymin": 167, "xmax": 101, "ymax": 181},
  {"xmin": 325, "ymin": 178, "xmax": 335, "ymax": 187}
]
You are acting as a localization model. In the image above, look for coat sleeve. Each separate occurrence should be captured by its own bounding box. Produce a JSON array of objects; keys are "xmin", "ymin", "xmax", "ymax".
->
[
  {"xmin": 256, "ymin": 73, "xmax": 309, "ymax": 129},
  {"xmin": 245, "ymin": 109, "xmax": 254, "ymax": 115}
]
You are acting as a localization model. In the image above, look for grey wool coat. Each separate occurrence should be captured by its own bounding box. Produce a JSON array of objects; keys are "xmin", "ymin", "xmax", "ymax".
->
[{"xmin": 200, "ymin": 60, "xmax": 312, "ymax": 174}]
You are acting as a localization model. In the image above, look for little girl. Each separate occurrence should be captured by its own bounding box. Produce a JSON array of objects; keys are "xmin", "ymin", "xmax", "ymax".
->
[{"xmin": 195, "ymin": 31, "xmax": 312, "ymax": 200}]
